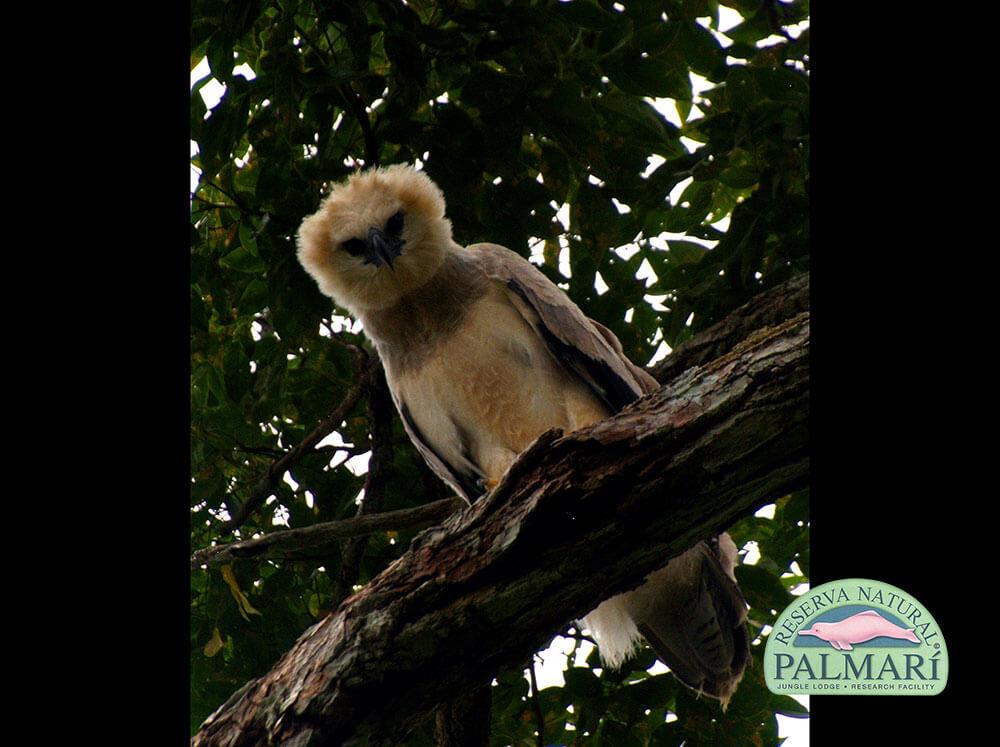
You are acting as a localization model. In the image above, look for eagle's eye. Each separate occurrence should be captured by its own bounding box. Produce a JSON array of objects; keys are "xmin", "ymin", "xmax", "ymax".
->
[
  {"xmin": 386, "ymin": 210, "xmax": 404, "ymax": 235},
  {"xmin": 342, "ymin": 237, "xmax": 367, "ymax": 256}
]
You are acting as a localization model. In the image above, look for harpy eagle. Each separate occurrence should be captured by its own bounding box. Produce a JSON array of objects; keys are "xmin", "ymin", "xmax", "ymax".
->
[{"xmin": 296, "ymin": 164, "xmax": 750, "ymax": 705}]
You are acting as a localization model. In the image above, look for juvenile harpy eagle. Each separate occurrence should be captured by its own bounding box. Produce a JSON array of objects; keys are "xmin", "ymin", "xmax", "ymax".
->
[{"xmin": 297, "ymin": 164, "xmax": 750, "ymax": 705}]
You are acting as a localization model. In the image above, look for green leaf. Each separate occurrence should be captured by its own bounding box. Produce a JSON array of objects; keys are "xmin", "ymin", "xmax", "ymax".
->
[
  {"xmin": 552, "ymin": 0, "xmax": 615, "ymax": 30},
  {"xmin": 597, "ymin": 94, "xmax": 679, "ymax": 152},
  {"xmin": 564, "ymin": 666, "xmax": 602, "ymax": 698},
  {"xmin": 206, "ymin": 32, "xmax": 234, "ymax": 83},
  {"xmin": 666, "ymin": 240, "xmax": 709, "ymax": 265},
  {"xmin": 724, "ymin": 65, "xmax": 758, "ymax": 111},
  {"xmin": 771, "ymin": 693, "xmax": 810, "ymax": 718},
  {"xmin": 735, "ymin": 563, "xmax": 793, "ymax": 615},
  {"xmin": 238, "ymin": 278, "xmax": 268, "ymax": 313},
  {"xmin": 718, "ymin": 165, "xmax": 760, "ymax": 189},
  {"xmin": 607, "ymin": 56, "xmax": 692, "ymax": 100},
  {"xmin": 597, "ymin": 15, "xmax": 634, "ymax": 57},
  {"xmin": 677, "ymin": 21, "xmax": 726, "ymax": 78},
  {"xmin": 219, "ymin": 246, "xmax": 265, "ymax": 274}
]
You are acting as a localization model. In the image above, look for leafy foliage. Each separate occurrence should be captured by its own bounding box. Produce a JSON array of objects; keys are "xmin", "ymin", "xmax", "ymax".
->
[{"xmin": 190, "ymin": 0, "xmax": 809, "ymax": 742}]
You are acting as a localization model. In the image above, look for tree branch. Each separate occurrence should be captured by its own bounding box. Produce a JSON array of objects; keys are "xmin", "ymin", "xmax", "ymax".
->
[
  {"xmin": 339, "ymin": 83, "xmax": 380, "ymax": 169},
  {"xmin": 331, "ymin": 361, "xmax": 396, "ymax": 602},
  {"xmin": 193, "ymin": 294, "xmax": 809, "ymax": 746},
  {"xmin": 221, "ymin": 345, "xmax": 369, "ymax": 533},
  {"xmin": 650, "ymin": 272, "xmax": 808, "ymax": 384},
  {"xmin": 191, "ymin": 497, "xmax": 465, "ymax": 570}
]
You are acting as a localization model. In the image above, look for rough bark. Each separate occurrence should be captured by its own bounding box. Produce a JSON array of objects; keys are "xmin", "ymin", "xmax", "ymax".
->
[{"xmin": 193, "ymin": 299, "xmax": 809, "ymax": 747}]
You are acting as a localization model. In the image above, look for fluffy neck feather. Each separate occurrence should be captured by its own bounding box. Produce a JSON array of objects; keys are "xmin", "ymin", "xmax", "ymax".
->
[{"xmin": 361, "ymin": 246, "xmax": 488, "ymax": 375}]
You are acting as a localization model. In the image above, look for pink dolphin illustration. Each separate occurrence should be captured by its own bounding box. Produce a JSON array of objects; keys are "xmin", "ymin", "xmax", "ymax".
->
[{"xmin": 796, "ymin": 610, "xmax": 920, "ymax": 650}]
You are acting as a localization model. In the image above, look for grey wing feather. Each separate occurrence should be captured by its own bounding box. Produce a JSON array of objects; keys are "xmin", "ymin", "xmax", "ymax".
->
[
  {"xmin": 626, "ymin": 535, "xmax": 750, "ymax": 705},
  {"xmin": 396, "ymin": 400, "xmax": 485, "ymax": 505},
  {"xmin": 587, "ymin": 317, "xmax": 661, "ymax": 395},
  {"xmin": 468, "ymin": 242, "xmax": 656, "ymax": 411}
]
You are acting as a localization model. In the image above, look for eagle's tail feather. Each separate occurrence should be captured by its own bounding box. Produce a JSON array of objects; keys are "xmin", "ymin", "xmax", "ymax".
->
[{"xmin": 581, "ymin": 534, "xmax": 750, "ymax": 709}]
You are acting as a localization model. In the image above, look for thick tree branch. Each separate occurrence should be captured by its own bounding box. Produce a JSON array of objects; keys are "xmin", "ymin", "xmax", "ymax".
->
[{"xmin": 193, "ymin": 292, "xmax": 809, "ymax": 746}]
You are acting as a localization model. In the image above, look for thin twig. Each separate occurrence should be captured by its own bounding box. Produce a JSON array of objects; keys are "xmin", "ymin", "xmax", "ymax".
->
[
  {"xmin": 234, "ymin": 444, "xmax": 285, "ymax": 459},
  {"xmin": 199, "ymin": 178, "xmax": 259, "ymax": 216},
  {"xmin": 558, "ymin": 626, "xmax": 597, "ymax": 646},
  {"xmin": 313, "ymin": 443, "xmax": 364, "ymax": 458},
  {"xmin": 292, "ymin": 21, "xmax": 379, "ymax": 169},
  {"xmin": 221, "ymin": 345, "xmax": 369, "ymax": 533},
  {"xmin": 191, "ymin": 195, "xmax": 239, "ymax": 212},
  {"xmin": 339, "ymin": 82, "xmax": 380, "ymax": 169}
]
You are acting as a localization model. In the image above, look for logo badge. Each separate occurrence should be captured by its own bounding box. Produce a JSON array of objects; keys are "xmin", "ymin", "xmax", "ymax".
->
[{"xmin": 764, "ymin": 578, "xmax": 947, "ymax": 695}]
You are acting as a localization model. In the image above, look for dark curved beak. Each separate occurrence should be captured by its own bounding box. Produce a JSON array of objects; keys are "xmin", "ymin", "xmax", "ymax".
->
[{"xmin": 364, "ymin": 228, "xmax": 405, "ymax": 271}]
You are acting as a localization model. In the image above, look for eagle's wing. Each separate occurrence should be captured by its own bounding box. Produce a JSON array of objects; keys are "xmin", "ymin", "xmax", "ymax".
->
[
  {"xmin": 467, "ymin": 242, "xmax": 655, "ymax": 412},
  {"xmin": 395, "ymin": 400, "xmax": 486, "ymax": 505},
  {"xmin": 586, "ymin": 317, "xmax": 661, "ymax": 396},
  {"xmin": 465, "ymin": 245, "xmax": 748, "ymax": 701},
  {"xmin": 629, "ymin": 536, "xmax": 750, "ymax": 706},
  {"xmin": 583, "ymin": 534, "xmax": 750, "ymax": 707}
]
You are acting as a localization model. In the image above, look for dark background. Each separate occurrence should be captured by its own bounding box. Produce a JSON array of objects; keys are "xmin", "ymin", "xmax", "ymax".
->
[{"xmin": 809, "ymin": 5, "xmax": 971, "ymax": 743}]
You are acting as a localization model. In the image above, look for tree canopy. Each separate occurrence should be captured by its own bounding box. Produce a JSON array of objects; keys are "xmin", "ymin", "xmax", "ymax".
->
[{"xmin": 190, "ymin": 0, "xmax": 810, "ymax": 744}]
